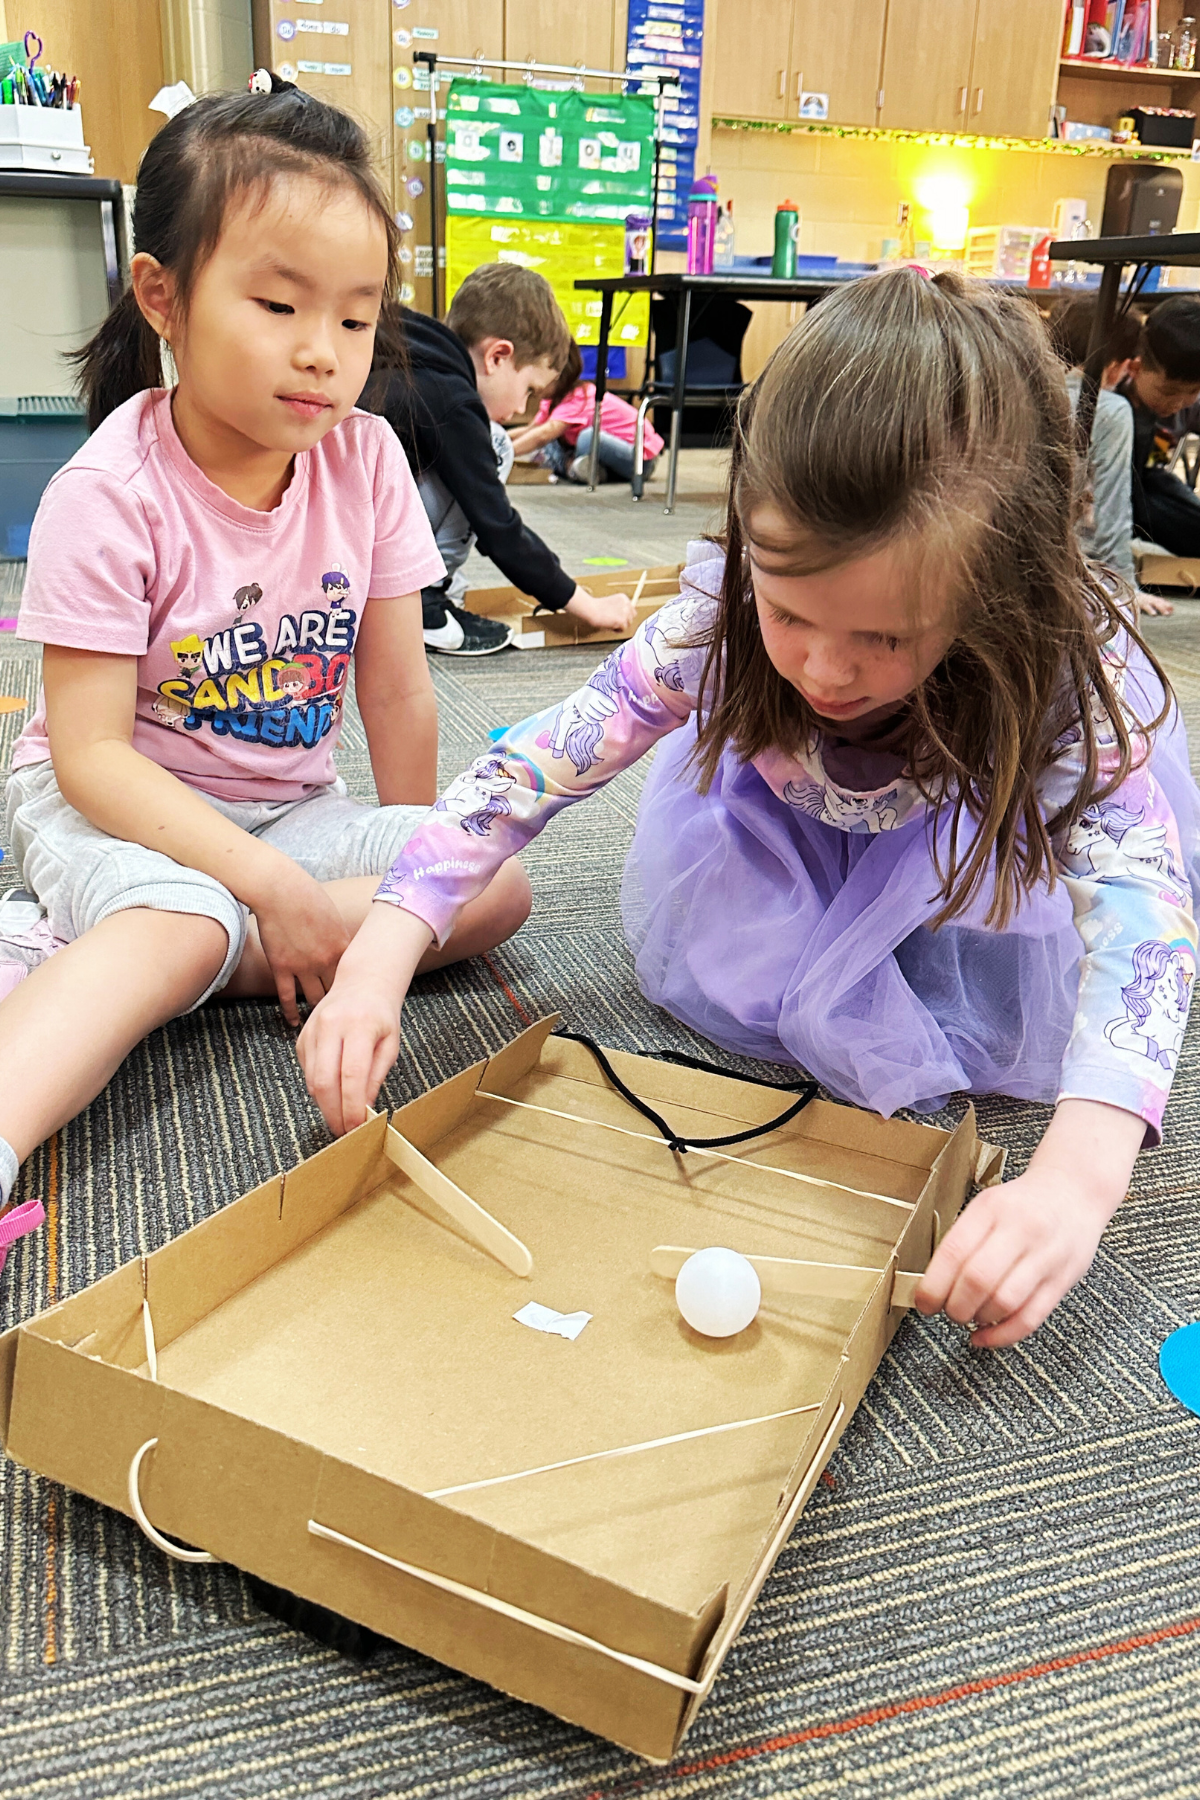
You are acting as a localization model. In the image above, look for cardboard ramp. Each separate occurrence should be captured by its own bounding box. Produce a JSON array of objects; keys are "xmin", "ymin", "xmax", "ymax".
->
[{"xmin": 0, "ymin": 1018, "xmax": 1002, "ymax": 1761}]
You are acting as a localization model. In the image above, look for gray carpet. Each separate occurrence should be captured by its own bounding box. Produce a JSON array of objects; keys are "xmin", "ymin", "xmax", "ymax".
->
[{"xmin": 3, "ymin": 591, "xmax": 1200, "ymax": 1799}]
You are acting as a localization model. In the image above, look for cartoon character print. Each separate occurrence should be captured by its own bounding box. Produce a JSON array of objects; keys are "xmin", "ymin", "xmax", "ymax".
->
[
  {"xmin": 642, "ymin": 586, "xmax": 714, "ymax": 695},
  {"xmin": 1104, "ymin": 938, "xmax": 1194, "ymax": 1070},
  {"xmin": 233, "ymin": 583, "xmax": 263, "ymax": 616},
  {"xmin": 1065, "ymin": 789, "xmax": 1191, "ymax": 904},
  {"xmin": 151, "ymin": 692, "xmax": 190, "ymax": 730},
  {"xmin": 171, "ymin": 634, "xmax": 205, "ymax": 683},
  {"xmin": 435, "ymin": 756, "xmax": 516, "ymax": 837},
  {"xmin": 543, "ymin": 650, "xmax": 623, "ymax": 777},
  {"xmin": 275, "ymin": 663, "xmax": 311, "ymax": 707},
  {"xmin": 782, "ymin": 776, "xmax": 900, "ymax": 834},
  {"xmin": 321, "ymin": 568, "xmax": 350, "ymax": 607}
]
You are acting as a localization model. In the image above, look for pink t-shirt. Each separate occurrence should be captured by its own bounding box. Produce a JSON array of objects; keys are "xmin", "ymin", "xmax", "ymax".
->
[
  {"xmin": 535, "ymin": 383, "xmax": 664, "ymax": 457},
  {"xmin": 13, "ymin": 389, "xmax": 445, "ymax": 803}
]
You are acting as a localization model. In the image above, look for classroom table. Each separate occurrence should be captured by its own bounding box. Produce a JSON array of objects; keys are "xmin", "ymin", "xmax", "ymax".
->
[
  {"xmin": 0, "ymin": 171, "xmax": 126, "ymax": 310},
  {"xmin": 1048, "ymin": 230, "xmax": 1200, "ymax": 453},
  {"xmin": 574, "ymin": 267, "xmax": 1179, "ymax": 515}
]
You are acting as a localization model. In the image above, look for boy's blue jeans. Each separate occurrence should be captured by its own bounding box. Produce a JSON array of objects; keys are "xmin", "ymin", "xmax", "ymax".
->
[{"xmin": 543, "ymin": 429, "xmax": 656, "ymax": 483}]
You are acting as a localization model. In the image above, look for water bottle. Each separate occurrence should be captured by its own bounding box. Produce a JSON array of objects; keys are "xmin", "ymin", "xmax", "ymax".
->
[
  {"xmin": 772, "ymin": 201, "xmax": 799, "ymax": 278},
  {"xmin": 686, "ymin": 177, "xmax": 719, "ymax": 274},
  {"xmin": 713, "ymin": 200, "xmax": 736, "ymax": 269}
]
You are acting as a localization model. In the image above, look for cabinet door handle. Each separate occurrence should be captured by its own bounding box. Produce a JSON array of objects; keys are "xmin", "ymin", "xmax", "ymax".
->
[
  {"xmin": 777, "ymin": 69, "xmax": 785, "ymax": 98},
  {"xmin": 957, "ymin": 86, "xmax": 967, "ymax": 113},
  {"xmin": 973, "ymin": 87, "xmax": 984, "ymax": 113}
]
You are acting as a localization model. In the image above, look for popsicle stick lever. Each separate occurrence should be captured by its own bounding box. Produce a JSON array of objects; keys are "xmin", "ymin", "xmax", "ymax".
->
[
  {"xmin": 385, "ymin": 1127, "xmax": 533, "ymax": 1278},
  {"xmin": 650, "ymin": 1246, "xmax": 925, "ymax": 1309}
]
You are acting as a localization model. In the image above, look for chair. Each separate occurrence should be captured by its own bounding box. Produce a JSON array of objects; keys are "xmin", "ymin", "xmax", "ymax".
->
[{"xmin": 629, "ymin": 294, "xmax": 752, "ymax": 501}]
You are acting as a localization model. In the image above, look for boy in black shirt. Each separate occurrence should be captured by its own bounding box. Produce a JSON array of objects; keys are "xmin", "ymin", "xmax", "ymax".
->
[
  {"xmin": 368, "ymin": 265, "xmax": 635, "ymax": 655},
  {"xmin": 1120, "ymin": 296, "xmax": 1200, "ymax": 556}
]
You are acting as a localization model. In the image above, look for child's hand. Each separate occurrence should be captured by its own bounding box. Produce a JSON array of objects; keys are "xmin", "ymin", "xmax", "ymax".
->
[
  {"xmin": 252, "ymin": 866, "xmax": 351, "ymax": 1027},
  {"xmin": 296, "ymin": 901, "xmax": 435, "ymax": 1134},
  {"xmin": 914, "ymin": 1168, "xmax": 1106, "ymax": 1348},
  {"xmin": 297, "ymin": 979, "xmax": 400, "ymax": 1136},
  {"xmin": 914, "ymin": 1097, "xmax": 1144, "ymax": 1348},
  {"xmin": 564, "ymin": 586, "xmax": 636, "ymax": 634}
]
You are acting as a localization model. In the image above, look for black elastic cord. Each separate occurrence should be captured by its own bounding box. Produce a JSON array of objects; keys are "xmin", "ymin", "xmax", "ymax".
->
[{"xmin": 551, "ymin": 1030, "xmax": 817, "ymax": 1154}]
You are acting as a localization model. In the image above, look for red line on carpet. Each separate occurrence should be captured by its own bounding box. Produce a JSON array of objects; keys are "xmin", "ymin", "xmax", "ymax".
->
[
  {"xmin": 482, "ymin": 953, "xmax": 532, "ymax": 1025},
  {"xmin": 586, "ymin": 1612, "xmax": 1200, "ymax": 1796}
]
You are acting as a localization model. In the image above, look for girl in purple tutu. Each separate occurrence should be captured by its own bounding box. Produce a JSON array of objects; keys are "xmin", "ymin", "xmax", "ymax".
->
[{"xmin": 300, "ymin": 269, "xmax": 1200, "ymax": 1350}]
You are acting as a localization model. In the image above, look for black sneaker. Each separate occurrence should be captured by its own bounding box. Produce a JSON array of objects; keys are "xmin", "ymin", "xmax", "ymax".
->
[{"xmin": 423, "ymin": 596, "xmax": 514, "ymax": 656}]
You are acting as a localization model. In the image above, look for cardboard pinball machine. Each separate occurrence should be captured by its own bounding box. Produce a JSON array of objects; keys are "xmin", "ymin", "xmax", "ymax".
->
[
  {"xmin": 0, "ymin": 1018, "xmax": 1003, "ymax": 1762},
  {"xmin": 464, "ymin": 563, "xmax": 680, "ymax": 649}
]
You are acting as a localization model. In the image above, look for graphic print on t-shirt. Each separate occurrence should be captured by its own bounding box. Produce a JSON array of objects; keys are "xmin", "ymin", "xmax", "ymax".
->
[{"xmin": 156, "ymin": 567, "xmax": 356, "ymax": 751}]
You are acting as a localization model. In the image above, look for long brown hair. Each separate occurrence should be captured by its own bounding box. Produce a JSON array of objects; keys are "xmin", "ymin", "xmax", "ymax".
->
[
  {"xmin": 692, "ymin": 266, "xmax": 1169, "ymax": 929},
  {"xmin": 73, "ymin": 75, "xmax": 405, "ymax": 431}
]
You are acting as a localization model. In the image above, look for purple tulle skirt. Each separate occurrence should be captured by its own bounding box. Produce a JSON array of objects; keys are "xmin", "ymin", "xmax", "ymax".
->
[{"xmin": 622, "ymin": 646, "xmax": 1200, "ymax": 1117}]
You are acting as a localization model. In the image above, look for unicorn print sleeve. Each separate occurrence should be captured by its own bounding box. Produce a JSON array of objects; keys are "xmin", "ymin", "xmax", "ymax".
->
[
  {"xmin": 1044, "ymin": 651, "xmax": 1198, "ymax": 1144},
  {"xmin": 374, "ymin": 547, "xmax": 723, "ymax": 944}
]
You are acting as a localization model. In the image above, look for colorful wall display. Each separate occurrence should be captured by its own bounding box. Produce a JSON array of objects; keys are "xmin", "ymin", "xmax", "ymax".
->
[
  {"xmin": 625, "ymin": 0, "xmax": 704, "ymax": 251},
  {"xmin": 443, "ymin": 80, "xmax": 655, "ymax": 346}
]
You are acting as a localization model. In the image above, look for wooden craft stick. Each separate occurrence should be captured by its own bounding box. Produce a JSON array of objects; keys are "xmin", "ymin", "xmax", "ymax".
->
[
  {"xmin": 651, "ymin": 1246, "xmax": 925, "ymax": 1309},
  {"xmin": 425, "ymin": 1400, "xmax": 823, "ymax": 1499},
  {"xmin": 474, "ymin": 1089, "xmax": 916, "ymax": 1210},
  {"xmin": 631, "ymin": 567, "xmax": 649, "ymax": 608},
  {"xmin": 384, "ymin": 1127, "xmax": 533, "ymax": 1278}
]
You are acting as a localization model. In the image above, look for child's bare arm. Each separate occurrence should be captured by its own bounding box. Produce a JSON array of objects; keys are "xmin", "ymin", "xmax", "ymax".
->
[
  {"xmin": 42, "ymin": 644, "xmax": 349, "ymax": 1023},
  {"xmin": 915, "ymin": 1097, "xmax": 1144, "ymax": 1347},
  {"xmin": 354, "ymin": 592, "xmax": 437, "ymax": 805},
  {"xmin": 509, "ymin": 417, "xmax": 568, "ymax": 457}
]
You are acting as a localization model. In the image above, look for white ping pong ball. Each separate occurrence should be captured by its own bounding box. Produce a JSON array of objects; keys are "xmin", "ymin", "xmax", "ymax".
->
[{"xmin": 675, "ymin": 1247, "xmax": 761, "ymax": 1338}]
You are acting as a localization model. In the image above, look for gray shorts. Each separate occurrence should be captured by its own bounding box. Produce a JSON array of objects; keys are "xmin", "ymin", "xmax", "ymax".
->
[{"xmin": 4, "ymin": 761, "xmax": 430, "ymax": 1007}]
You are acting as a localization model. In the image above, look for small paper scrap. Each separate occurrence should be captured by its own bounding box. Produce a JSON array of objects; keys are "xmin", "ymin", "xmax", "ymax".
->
[
  {"xmin": 582, "ymin": 556, "xmax": 629, "ymax": 568},
  {"xmin": 514, "ymin": 1301, "xmax": 592, "ymax": 1341}
]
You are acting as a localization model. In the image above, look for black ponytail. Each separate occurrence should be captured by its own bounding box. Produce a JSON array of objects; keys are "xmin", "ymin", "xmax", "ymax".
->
[{"xmin": 73, "ymin": 75, "xmax": 401, "ymax": 429}]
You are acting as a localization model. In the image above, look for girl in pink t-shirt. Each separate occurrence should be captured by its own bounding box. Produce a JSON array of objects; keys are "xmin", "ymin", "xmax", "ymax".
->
[
  {"xmin": 0, "ymin": 78, "xmax": 530, "ymax": 1235},
  {"xmin": 510, "ymin": 341, "xmax": 664, "ymax": 484}
]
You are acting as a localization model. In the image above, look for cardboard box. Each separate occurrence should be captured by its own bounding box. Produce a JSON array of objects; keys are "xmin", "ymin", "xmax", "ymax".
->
[
  {"xmin": 0, "ymin": 1019, "xmax": 1002, "ymax": 1761},
  {"xmin": 1133, "ymin": 547, "xmax": 1200, "ymax": 592},
  {"xmin": 464, "ymin": 563, "xmax": 680, "ymax": 649}
]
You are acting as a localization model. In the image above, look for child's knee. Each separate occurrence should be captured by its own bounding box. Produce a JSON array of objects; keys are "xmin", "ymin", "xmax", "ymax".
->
[{"xmin": 133, "ymin": 908, "xmax": 236, "ymax": 1005}]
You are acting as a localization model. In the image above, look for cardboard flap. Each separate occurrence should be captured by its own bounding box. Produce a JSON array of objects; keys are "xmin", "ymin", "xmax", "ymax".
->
[
  {"xmin": 480, "ymin": 1015, "xmax": 562, "ymax": 1095},
  {"xmin": 0, "ymin": 1324, "xmax": 19, "ymax": 1450},
  {"xmin": 389, "ymin": 1060, "xmax": 488, "ymax": 1157}
]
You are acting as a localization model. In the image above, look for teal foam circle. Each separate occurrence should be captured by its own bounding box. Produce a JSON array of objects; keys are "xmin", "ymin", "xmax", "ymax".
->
[{"xmin": 1159, "ymin": 1321, "xmax": 1200, "ymax": 1416}]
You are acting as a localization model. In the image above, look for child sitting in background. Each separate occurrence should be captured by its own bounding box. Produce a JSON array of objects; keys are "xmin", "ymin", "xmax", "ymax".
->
[
  {"xmin": 1047, "ymin": 295, "xmax": 1171, "ymax": 616},
  {"xmin": 301, "ymin": 269, "xmax": 1200, "ymax": 1353},
  {"xmin": 509, "ymin": 341, "xmax": 664, "ymax": 485},
  {"xmin": 0, "ymin": 80, "xmax": 531, "ymax": 1237},
  {"xmin": 1119, "ymin": 296, "xmax": 1200, "ymax": 556},
  {"xmin": 366, "ymin": 266, "xmax": 634, "ymax": 656}
]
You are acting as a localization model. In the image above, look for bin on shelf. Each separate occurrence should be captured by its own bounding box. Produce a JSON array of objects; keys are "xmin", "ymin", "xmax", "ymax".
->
[{"xmin": 0, "ymin": 397, "xmax": 88, "ymax": 560}]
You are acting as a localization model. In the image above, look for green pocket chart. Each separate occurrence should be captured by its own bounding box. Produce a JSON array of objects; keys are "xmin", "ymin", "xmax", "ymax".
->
[{"xmin": 444, "ymin": 79, "xmax": 655, "ymax": 348}]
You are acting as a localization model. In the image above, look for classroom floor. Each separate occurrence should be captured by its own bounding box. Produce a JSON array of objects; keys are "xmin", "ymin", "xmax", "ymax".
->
[{"xmin": 3, "ymin": 520, "xmax": 1200, "ymax": 1799}]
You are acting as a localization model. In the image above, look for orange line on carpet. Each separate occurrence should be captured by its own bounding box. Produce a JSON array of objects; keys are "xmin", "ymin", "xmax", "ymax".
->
[
  {"xmin": 587, "ymin": 1613, "xmax": 1200, "ymax": 1795},
  {"xmin": 43, "ymin": 1134, "xmax": 61, "ymax": 1667},
  {"xmin": 482, "ymin": 953, "xmax": 532, "ymax": 1025}
]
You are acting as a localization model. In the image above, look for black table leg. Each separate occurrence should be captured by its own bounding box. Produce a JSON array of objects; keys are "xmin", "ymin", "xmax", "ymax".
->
[
  {"xmin": 665, "ymin": 286, "xmax": 691, "ymax": 515},
  {"xmin": 586, "ymin": 290, "xmax": 614, "ymax": 492},
  {"xmin": 1076, "ymin": 260, "xmax": 1123, "ymax": 458}
]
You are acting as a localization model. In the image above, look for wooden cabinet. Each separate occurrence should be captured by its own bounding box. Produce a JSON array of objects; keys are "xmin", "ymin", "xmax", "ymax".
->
[
  {"xmin": 878, "ymin": 0, "xmax": 1061, "ymax": 137},
  {"xmin": 710, "ymin": 0, "xmax": 886, "ymax": 126},
  {"xmin": 709, "ymin": 0, "xmax": 796, "ymax": 123},
  {"xmin": 789, "ymin": 0, "xmax": 888, "ymax": 127},
  {"xmin": 968, "ymin": 0, "xmax": 1063, "ymax": 138},
  {"xmin": 877, "ymin": 0, "xmax": 978, "ymax": 132},
  {"xmin": 504, "ymin": 0, "xmax": 628, "ymax": 84}
]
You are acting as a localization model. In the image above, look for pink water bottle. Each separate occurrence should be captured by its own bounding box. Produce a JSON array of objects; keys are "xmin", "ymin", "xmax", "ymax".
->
[{"xmin": 686, "ymin": 176, "xmax": 719, "ymax": 274}]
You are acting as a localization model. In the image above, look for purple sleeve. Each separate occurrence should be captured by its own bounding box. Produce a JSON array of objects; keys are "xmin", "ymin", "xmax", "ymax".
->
[{"xmin": 374, "ymin": 581, "xmax": 718, "ymax": 944}]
